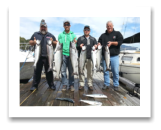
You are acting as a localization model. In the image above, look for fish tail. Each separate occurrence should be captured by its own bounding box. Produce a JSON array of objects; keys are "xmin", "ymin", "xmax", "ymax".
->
[
  {"xmin": 80, "ymin": 73, "xmax": 84, "ymax": 76},
  {"xmin": 54, "ymin": 77, "xmax": 60, "ymax": 81},
  {"xmin": 53, "ymin": 69, "xmax": 57, "ymax": 72},
  {"xmin": 47, "ymin": 68, "xmax": 53, "ymax": 72},
  {"xmin": 72, "ymin": 72, "xmax": 78, "ymax": 76},
  {"xmin": 96, "ymin": 69, "xmax": 101, "ymax": 72},
  {"xmin": 106, "ymin": 68, "xmax": 111, "ymax": 71},
  {"xmin": 32, "ymin": 65, "xmax": 36, "ymax": 69}
]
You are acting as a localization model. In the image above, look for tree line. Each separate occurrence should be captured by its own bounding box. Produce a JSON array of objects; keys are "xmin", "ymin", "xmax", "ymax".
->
[
  {"xmin": 20, "ymin": 37, "xmax": 30, "ymax": 43},
  {"xmin": 20, "ymin": 37, "xmax": 31, "ymax": 51}
]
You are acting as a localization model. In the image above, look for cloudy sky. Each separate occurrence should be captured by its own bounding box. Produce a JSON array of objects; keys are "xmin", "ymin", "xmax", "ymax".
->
[{"xmin": 20, "ymin": 17, "xmax": 140, "ymax": 48}]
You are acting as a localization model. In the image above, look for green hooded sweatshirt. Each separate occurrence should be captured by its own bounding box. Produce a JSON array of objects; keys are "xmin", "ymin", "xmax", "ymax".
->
[{"xmin": 58, "ymin": 31, "xmax": 77, "ymax": 56}]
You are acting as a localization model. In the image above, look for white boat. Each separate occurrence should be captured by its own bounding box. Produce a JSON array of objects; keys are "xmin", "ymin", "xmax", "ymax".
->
[
  {"xmin": 119, "ymin": 50, "xmax": 140, "ymax": 84},
  {"xmin": 20, "ymin": 50, "xmax": 35, "ymax": 80}
]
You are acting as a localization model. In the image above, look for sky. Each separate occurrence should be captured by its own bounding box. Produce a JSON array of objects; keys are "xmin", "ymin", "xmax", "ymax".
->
[{"xmin": 20, "ymin": 17, "xmax": 140, "ymax": 48}]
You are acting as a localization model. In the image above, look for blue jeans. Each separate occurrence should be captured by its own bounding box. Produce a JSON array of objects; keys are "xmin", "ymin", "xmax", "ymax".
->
[
  {"xmin": 102, "ymin": 55, "xmax": 119, "ymax": 87},
  {"xmin": 61, "ymin": 55, "xmax": 74, "ymax": 86}
]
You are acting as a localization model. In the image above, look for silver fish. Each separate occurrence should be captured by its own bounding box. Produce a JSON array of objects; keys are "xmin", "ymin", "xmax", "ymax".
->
[
  {"xmin": 70, "ymin": 41, "xmax": 78, "ymax": 76},
  {"xmin": 96, "ymin": 45, "xmax": 102, "ymax": 72},
  {"xmin": 55, "ymin": 98, "xmax": 75, "ymax": 103},
  {"xmin": 33, "ymin": 40, "xmax": 41, "ymax": 68},
  {"xmin": 47, "ymin": 40, "xmax": 54, "ymax": 72},
  {"xmin": 79, "ymin": 46, "xmax": 86, "ymax": 75},
  {"xmin": 91, "ymin": 46, "xmax": 97, "ymax": 72},
  {"xmin": 105, "ymin": 45, "xmax": 111, "ymax": 71},
  {"xmin": 83, "ymin": 94, "xmax": 107, "ymax": 98},
  {"xmin": 80, "ymin": 99, "xmax": 102, "ymax": 106},
  {"xmin": 84, "ymin": 104, "xmax": 102, "ymax": 106},
  {"xmin": 53, "ymin": 42, "xmax": 63, "ymax": 80}
]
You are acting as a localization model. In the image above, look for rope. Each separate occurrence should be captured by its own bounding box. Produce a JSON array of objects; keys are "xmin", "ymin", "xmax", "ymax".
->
[
  {"xmin": 20, "ymin": 49, "xmax": 32, "ymax": 71},
  {"xmin": 120, "ymin": 17, "xmax": 125, "ymax": 34},
  {"xmin": 20, "ymin": 58, "xmax": 28, "ymax": 71},
  {"xmin": 123, "ymin": 17, "xmax": 128, "ymax": 37},
  {"xmin": 120, "ymin": 72, "xmax": 140, "ymax": 74},
  {"xmin": 20, "ymin": 89, "xmax": 36, "ymax": 106}
]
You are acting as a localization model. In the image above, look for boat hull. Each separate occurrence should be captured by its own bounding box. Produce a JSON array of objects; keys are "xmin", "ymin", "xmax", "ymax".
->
[
  {"xmin": 119, "ymin": 64, "xmax": 140, "ymax": 84},
  {"xmin": 20, "ymin": 62, "xmax": 34, "ymax": 80}
]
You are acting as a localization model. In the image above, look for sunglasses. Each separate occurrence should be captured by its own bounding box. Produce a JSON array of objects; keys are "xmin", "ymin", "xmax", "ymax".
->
[
  {"xmin": 64, "ymin": 24, "xmax": 70, "ymax": 26},
  {"xmin": 41, "ymin": 22, "xmax": 45, "ymax": 25},
  {"xmin": 84, "ymin": 29, "xmax": 90, "ymax": 31}
]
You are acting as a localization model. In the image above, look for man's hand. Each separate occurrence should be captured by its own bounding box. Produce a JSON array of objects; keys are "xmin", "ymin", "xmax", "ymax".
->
[
  {"xmin": 73, "ymin": 37, "xmax": 77, "ymax": 44},
  {"xmin": 33, "ymin": 37, "xmax": 37, "ymax": 45},
  {"xmin": 94, "ymin": 44, "xmax": 98, "ymax": 49},
  {"xmin": 107, "ymin": 41, "xmax": 112, "ymax": 48},
  {"xmin": 50, "ymin": 37, "xmax": 53, "ymax": 42},
  {"xmin": 97, "ymin": 42, "xmax": 101, "ymax": 46},
  {"xmin": 53, "ymin": 40, "xmax": 58, "ymax": 45},
  {"xmin": 80, "ymin": 43, "xmax": 84, "ymax": 48}
]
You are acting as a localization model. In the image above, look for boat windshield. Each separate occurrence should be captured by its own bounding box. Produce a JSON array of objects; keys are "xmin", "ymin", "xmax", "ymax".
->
[
  {"xmin": 137, "ymin": 57, "xmax": 140, "ymax": 61},
  {"xmin": 121, "ymin": 56, "xmax": 133, "ymax": 61}
]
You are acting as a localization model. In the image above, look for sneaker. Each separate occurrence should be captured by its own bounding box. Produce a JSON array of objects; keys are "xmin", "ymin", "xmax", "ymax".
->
[
  {"xmin": 114, "ymin": 86, "xmax": 119, "ymax": 91},
  {"xmin": 102, "ymin": 85, "xmax": 109, "ymax": 90},
  {"xmin": 62, "ymin": 85, "xmax": 67, "ymax": 91},
  {"xmin": 79, "ymin": 86, "xmax": 84, "ymax": 90},
  {"xmin": 88, "ymin": 86, "xmax": 93, "ymax": 91},
  {"xmin": 70, "ymin": 86, "xmax": 75, "ymax": 91}
]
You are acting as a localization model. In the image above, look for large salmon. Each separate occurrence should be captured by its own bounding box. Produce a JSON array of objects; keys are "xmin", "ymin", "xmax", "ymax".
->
[
  {"xmin": 70, "ymin": 41, "xmax": 78, "ymax": 76},
  {"xmin": 79, "ymin": 46, "xmax": 86, "ymax": 75},
  {"xmin": 33, "ymin": 40, "xmax": 41, "ymax": 68},
  {"xmin": 104, "ymin": 45, "xmax": 111, "ymax": 71},
  {"xmin": 47, "ymin": 40, "xmax": 54, "ymax": 72},
  {"xmin": 53, "ymin": 42, "xmax": 63, "ymax": 80},
  {"xmin": 96, "ymin": 45, "xmax": 102, "ymax": 72}
]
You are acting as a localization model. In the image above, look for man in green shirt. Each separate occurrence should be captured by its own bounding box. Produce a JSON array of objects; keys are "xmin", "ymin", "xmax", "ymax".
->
[{"xmin": 58, "ymin": 20, "xmax": 77, "ymax": 91}]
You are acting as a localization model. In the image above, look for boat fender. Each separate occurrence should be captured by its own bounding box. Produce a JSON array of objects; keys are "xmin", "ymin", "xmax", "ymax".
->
[{"xmin": 119, "ymin": 72, "xmax": 123, "ymax": 77}]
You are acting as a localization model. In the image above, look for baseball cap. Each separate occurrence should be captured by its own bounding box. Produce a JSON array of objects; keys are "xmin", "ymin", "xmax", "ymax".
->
[
  {"xmin": 84, "ymin": 25, "xmax": 90, "ymax": 29},
  {"xmin": 40, "ymin": 19, "xmax": 47, "ymax": 27},
  {"xmin": 63, "ymin": 20, "xmax": 70, "ymax": 25}
]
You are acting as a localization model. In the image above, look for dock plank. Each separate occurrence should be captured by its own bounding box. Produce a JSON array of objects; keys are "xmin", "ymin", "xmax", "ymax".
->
[
  {"xmin": 97, "ymin": 72, "xmax": 139, "ymax": 106},
  {"xmin": 52, "ymin": 81, "xmax": 64, "ymax": 106},
  {"xmin": 96, "ymin": 72, "xmax": 139, "ymax": 106},
  {"xmin": 79, "ymin": 69, "xmax": 90, "ymax": 106},
  {"xmin": 92, "ymin": 71, "xmax": 113, "ymax": 106},
  {"xmin": 20, "ymin": 70, "xmax": 140, "ymax": 106},
  {"xmin": 73, "ymin": 78, "xmax": 80, "ymax": 106},
  {"xmin": 21, "ymin": 82, "xmax": 47, "ymax": 106},
  {"xmin": 94, "ymin": 72, "xmax": 127, "ymax": 106},
  {"xmin": 20, "ymin": 79, "xmax": 46, "ymax": 105},
  {"xmin": 45, "ymin": 81, "xmax": 61, "ymax": 106},
  {"xmin": 34, "ymin": 83, "xmax": 50, "ymax": 106}
]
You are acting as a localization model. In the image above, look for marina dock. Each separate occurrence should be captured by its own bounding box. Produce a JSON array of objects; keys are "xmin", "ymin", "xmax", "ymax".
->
[{"xmin": 20, "ymin": 70, "xmax": 140, "ymax": 106}]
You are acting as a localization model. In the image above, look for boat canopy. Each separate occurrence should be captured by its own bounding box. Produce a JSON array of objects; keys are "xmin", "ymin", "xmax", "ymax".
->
[{"xmin": 123, "ymin": 32, "xmax": 140, "ymax": 43}]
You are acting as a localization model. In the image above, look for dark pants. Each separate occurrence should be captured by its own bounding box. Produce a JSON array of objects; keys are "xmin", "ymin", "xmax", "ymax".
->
[
  {"xmin": 61, "ymin": 55, "xmax": 74, "ymax": 86},
  {"xmin": 32, "ymin": 56, "xmax": 54, "ymax": 87}
]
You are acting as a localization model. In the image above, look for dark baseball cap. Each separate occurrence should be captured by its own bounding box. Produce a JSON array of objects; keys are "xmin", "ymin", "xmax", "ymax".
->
[
  {"xmin": 40, "ymin": 19, "xmax": 47, "ymax": 27},
  {"xmin": 63, "ymin": 20, "xmax": 70, "ymax": 25},
  {"xmin": 84, "ymin": 25, "xmax": 90, "ymax": 29}
]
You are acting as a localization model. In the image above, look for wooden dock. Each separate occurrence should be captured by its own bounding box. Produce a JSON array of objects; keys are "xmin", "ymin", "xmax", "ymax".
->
[{"xmin": 20, "ymin": 70, "xmax": 140, "ymax": 106}]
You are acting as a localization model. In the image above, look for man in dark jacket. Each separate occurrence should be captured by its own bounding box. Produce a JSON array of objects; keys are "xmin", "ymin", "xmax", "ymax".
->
[
  {"xmin": 98, "ymin": 21, "xmax": 123, "ymax": 91},
  {"xmin": 77, "ymin": 25, "xmax": 97, "ymax": 91},
  {"xmin": 29, "ymin": 19, "xmax": 57, "ymax": 91}
]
